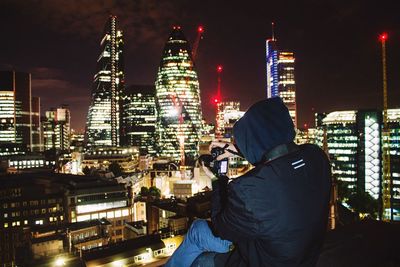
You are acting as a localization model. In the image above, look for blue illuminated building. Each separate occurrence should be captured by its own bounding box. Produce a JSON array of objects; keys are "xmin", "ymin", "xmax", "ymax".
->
[
  {"xmin": 266, "ymin": 37, "xmax": 297, "ymax": 127},
  {"xmin": 266, "ymin": 39, "xmax": 279, "ymax": 98}
]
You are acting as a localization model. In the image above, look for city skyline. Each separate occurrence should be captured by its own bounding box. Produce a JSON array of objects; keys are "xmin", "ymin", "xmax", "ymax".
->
[{"xmin": 0, "ymin": 0, "xmax": 399, "ymax": 130}]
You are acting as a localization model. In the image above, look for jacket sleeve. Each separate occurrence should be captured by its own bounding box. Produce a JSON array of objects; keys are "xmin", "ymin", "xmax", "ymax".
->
[{"xmin": 211, "ymin": 177, "xmax": 259, "ymax": 243}]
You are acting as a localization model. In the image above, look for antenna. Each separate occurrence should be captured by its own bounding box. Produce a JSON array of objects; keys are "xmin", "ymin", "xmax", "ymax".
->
[{"xmin": 271, "ymin": 22, "xmax": 275, "ymax": 40}]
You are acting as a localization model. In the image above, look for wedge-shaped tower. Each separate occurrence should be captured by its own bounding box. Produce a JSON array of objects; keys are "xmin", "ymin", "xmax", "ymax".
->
[
  {"xmin": 155, "ymin": 26, "xmax": 203, "ymax": 163},
  {"xmin": 86, "ymin": 15, "xmax": 124, "ymax": 147}
]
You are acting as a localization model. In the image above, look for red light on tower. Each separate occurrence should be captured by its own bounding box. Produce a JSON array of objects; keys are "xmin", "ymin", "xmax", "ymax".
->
[
  {"xmin": 198, "ymin": 26, "xmax": 204, "ymax": 33},
  {"xmin": 212, "ymin": 97, "xmax": 220, "ymax": 105},
  {"xmin": 380, "ymin": 32, "xmax": 388, "ymax": 42},
  {"xmin": 217, "ymin": 65, "xmax": 223, "ymax": 73}
]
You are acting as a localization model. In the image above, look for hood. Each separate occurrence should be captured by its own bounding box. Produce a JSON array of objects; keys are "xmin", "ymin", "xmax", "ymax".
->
[{"xmin": 233, "ymin": 97, "xmax": 295, "ymax": 165}]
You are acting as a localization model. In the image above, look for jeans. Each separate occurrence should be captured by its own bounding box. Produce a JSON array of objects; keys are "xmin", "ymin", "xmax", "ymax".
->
[{"xmin": 164, "ymin": 219, "xmax": 232, "ymax": 267}]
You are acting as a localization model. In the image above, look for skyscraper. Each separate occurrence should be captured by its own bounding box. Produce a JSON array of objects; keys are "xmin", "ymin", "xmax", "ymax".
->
[
  {"xmin": 0, "ymin": 71, "xmax": 41, "ymax": 152},
  {"xmin": 86, "ymin": 15, "xmax": 124, "ymax": 147},
  {"xmin": 120, "ymin": 85, "xmax": 156, "ymax": 156},
  {"xmin": 155, "ymin": 26, "xmax": 203, "ymax": 164},
  {"xmin": 316, "ymin": 109, "xmax": 400, "ymax": 220},
  {"xmin": 266, "ymin": 37, "xmax": 297, "ymax": 127},
  {"xmin": 43, "ymin": 106, "xmax": 71, "ymax": 152}
]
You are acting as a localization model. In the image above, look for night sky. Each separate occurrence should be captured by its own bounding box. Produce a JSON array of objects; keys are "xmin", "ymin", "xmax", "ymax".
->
[{"xmin": 1, "ymin": 0, "xmax": 399, "ymax": 131}]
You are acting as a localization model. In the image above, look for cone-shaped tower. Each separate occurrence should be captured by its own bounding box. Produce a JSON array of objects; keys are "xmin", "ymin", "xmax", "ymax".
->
[
  {"xmin": 86, "ymin": 15, "xmax": 124, "ymax": 147},
  {"xmin": 155, "ymin": 26, "xmax": 203, "ymax": 164}
]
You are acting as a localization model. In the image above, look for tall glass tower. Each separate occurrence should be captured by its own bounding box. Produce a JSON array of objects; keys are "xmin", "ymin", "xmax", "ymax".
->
[
  {"xmin": 0, "ymin": 71, "xmax": 41, "ymax": 152},
  {"xmin": 120, "ymin": 85, "xmax": 157, "ymax": 156},
  {"xmin": 86, "ymin": 15, "xmax": 124, "ymax": 147},
  {"xmin": 266, "ymin": 38, "xmax": 297, "ymax": 127},
  {"xmin": 316, "ymin": 109, "xmax": 400, "ymax": 220},
  {"xmin": 155, "ymin": 26, "xmax": 203, "ymax": 164}
]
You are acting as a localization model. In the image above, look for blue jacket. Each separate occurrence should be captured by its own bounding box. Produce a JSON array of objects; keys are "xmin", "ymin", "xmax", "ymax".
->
[{"xmin": 211, "ymin": 97, "xmax": 331, "ymax": 266}]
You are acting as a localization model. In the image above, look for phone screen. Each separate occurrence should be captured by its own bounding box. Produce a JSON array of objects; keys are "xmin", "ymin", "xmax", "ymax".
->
[{"xmin": 220, "ymin": 160, "xmax": 228, "ymax": 174}]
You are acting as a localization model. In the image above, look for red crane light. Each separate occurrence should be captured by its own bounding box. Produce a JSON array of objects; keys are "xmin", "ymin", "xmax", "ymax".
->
[
  {"xmin": 212, "ymin": 96, "xmax": 220, "ymax": 105},
  {"xmin": 217, "ymin": 65, "xmax": 223, "ymax": 73},
  {"xmin": 380, "ymin": 32, "xmax": 388, "ymax": 42},
  {"xmin": 198, "ymin": 26, "xmax": 204, "ymax": 33}
]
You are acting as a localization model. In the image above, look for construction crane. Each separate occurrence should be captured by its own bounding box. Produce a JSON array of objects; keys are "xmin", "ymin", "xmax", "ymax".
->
[
  {"xmin": 380, "ymin": 32, "xmax": 392, "ymax": 221},
  {"xmin": 214, "ymin": 65, "xmax": 223, "ymax": 137},
  {"xmin": 192, "ymin": 26, "xmax": 204, "ymax": 61}
]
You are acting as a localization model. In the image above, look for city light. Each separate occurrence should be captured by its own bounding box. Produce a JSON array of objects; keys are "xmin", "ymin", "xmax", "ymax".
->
[
  {"xmin": 54, "ymin": 257, "xmax": 66, "ymax": 266},
  {"xmin": 379, "ymin": 32, "xmax": 388, "ymax": 41}
]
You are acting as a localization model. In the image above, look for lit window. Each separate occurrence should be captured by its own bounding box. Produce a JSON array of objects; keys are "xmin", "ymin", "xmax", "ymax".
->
[{"xmin": 107, "ymin": 211, "xmax": 114, "ymax": 219}]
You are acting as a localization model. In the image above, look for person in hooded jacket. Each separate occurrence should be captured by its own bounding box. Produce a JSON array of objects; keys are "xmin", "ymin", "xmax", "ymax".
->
[{"xmin": 164, "ymin": 97, "xmax": 331, "ymax": 267}]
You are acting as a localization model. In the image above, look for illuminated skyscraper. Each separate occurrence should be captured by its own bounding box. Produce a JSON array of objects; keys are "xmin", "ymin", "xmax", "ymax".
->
[
  {"xmin": 316, "ymin": 109, "xmax": 400, "ymax": 220},
  {"xmin": 155, "ymin": 26, "xmax": 203, "ymax": 163},
  {"xmin": 121, "ymin": 85, "xmax": 156, "ymax": 156},
  {"xmin": 43, "ymin": 105, "xmax": 71, "ymax": 152},
  {"xmin": 266, "ymin": 38, "xmax": 297, "ymax": 127},
  {"xmin": 86, "ymin": 15, "xmax": 124, "ymax": 147},
  {"xmin": 0, "ymin": 71, "xmax": 41, "ymax": 152}
]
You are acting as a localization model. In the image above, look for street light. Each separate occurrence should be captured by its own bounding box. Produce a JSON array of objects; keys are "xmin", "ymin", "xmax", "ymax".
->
[{"xmin": 54, "ymin": 257, "xmax": 66, "ymax": 266}]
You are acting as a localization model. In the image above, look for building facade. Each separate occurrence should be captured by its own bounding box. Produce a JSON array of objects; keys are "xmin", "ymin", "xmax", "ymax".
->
[
  {"xmin": 0, "ymin": 71, "xmax": 41, "ymax": 152},
  {"xmin": 86, "ymin": 15, "xmax": 124, "ymax": 147},
  {"xmin": 215, "ymin": 101, "xmax": 244, "ymax": 138},
  {"xmin": 0, "ymin": 172, "xmax": 135, "ymax": 264},
  {"xmin": 266, "ymin": 39, "xmax": 297, "ymax": 127},
  {"xmin": 155, "ymin": 26, "xmax": 203, "ymax": 164},
  {"xmin": 316, "ymin": 109, "xmax": 400, "ymax": 220},
  {"xmin": 42, "ymin": 106, "xmax": 71, "ymax": 152},
  {"xmin": 121, "ymin": 85, "xmax": 156, "ymax": 156}
]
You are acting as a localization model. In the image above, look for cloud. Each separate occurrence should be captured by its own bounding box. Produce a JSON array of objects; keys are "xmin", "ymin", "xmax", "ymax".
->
[
  {"xmin": 29, "ymin": 67, "xmax": 76, "ymax": 94},
  {"xmin": 0, "ymin": 63, "xmax": 15, "ymax": 70},
  {"xmin": 8, "ymin": 0, "xmax": 187, "ymax": 48},
  {"xmin": 28, "ymin": 66, "xmax": 90, "ymax": 129}
]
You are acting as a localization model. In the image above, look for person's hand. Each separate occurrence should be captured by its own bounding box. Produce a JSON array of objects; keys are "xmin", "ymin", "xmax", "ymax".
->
[
  {"xmin": 209, "ymin": 141, "xmax": 238, "ymax": 160},
  {"xmin": 201, "ymin": 161, "xmax": 215, "ymax": 179}
]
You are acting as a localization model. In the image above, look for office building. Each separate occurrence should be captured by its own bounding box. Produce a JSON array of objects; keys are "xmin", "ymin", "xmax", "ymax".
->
[
  {"xmin": 86, "ymin": 15, "xmax": 124, "ymax": 147},
  {"xmin": 266, "ymin": 38, "xmax": 297, "ymax": 127},
  {"xmin": 42, "ymin": 105, "xmax": 71, "ymax": 152},
  {"xmin": 215, "ymin": 101, "xmax": 244, "ymax": 138},
  {"xmin": 0, "ymin": 71, "xmax": 42, "ymax": 152},
  {"xmin": 155, "ymin": 26, "xmax": 203, "ymax": 164},
  {"xmin": 0, "ymin": 172, "xmax": 135, "ymax": 264},
  {"xmin": 121, "ymin": 85, "xmax": 156, "ymax": 156},
  {"xmin": 316, "ymin": 109, "xmax": 400, "ymax": 220},
  {"xmin": 82, "ymin": 146, "xmax": 139, "ymax": 174}
]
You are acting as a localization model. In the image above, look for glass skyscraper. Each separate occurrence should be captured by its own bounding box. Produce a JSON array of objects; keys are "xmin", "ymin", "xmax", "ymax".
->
[
  {"xmin": 0, "ymin": 71, "xmax": 41, "ymax": 152},
  {"xmin": 86, "ymin": 15, "xmax": 124, "ymax": 147},
  {"xmin": 120, "ymin": 85, "xmax": 156, "ymax": 156},
  {"xmin": 43, "ymin": 106, "xmax": 71, "ymax": 152},
  {"xmin": 266, "ymin": 38, "xmax": 297, "ymax": 127},
  {"xmin": 316, "ymin": 109, "xmax": 400, "ymax": 220},
  {"xmin": 155, "ymin": 26, "xmax": 203, "ymax": 164}
]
